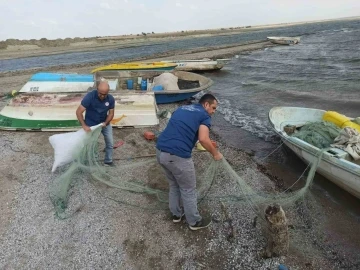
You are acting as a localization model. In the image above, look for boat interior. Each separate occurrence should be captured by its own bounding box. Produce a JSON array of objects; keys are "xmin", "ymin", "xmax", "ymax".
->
[
  {"xmin": 270, "ymin": 107, "xmax": 360, "ymax": 165},
  {"xmin": 92, "ymin": 70, "xmax": 204, "ymax": 91}
]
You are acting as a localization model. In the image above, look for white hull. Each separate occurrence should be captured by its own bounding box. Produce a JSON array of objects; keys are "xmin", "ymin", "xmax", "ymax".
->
[
  {"xmin": 19, "ymin": 81, "xmax": 94, "ymax": 93},
  {"xmin": 161, "ymin": 59, "xmax": 230, "ymax": 71},
  {"xmin": 269, "ymin": 107, "xmax": 360, "ymax": 199},
  {"xmin": 0, "ymin": 92, "xmax": 159, "ymax": 131}
]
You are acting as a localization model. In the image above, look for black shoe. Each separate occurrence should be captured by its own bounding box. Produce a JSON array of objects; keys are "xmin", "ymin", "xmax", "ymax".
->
[
  {"xmin": 189, "ymin": 217, "xmax": 212, "ymax": 231},
  {"xmin": 104, "ymin": 162, "xmax": 115, "ymax": 167},
  {"xmin": 172, "ymin": 213, "xmax": 185, "ymax": 223}
]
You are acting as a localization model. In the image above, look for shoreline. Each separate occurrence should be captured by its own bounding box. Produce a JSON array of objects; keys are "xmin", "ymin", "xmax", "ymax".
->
[
  {"xmin": 0, "ymin": 40, "xmax": 274, "ymax": 95},
  {"xmin": 1, "ymin": 15, "xmax": 359, "ymax": 61},
  {"xmin": 0, "ymin": 39, "xmax": 271, "ymax": 76}
]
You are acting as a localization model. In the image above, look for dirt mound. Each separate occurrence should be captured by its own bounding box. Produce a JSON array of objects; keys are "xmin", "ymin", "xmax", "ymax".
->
[{"xmin": 0, "ymin": 37, "xmax": 102, "ymax": 50}]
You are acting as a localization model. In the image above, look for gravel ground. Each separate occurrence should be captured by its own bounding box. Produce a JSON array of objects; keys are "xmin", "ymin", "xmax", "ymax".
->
[
  {"xmin": 0, "ymin": 120, "xmax": 283, "ymax": 270},
  {"xmin": 1, "ymin": 105, "xmax": 354, "ymax": 269}
]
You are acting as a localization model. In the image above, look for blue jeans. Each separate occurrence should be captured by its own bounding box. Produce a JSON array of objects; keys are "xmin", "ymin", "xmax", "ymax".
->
[{"xmin": 101, "ymin": 124, "xmax": 113, "ymax": 163}]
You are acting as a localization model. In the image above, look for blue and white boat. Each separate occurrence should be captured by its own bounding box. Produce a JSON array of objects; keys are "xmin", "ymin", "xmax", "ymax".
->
[
  {"xmin": 20, "ymin": 72, "xmax": 94, "ymax": 93},
  {"xmin": 29, "ymin": 72, "xmax": 94, "ymax": 82}
]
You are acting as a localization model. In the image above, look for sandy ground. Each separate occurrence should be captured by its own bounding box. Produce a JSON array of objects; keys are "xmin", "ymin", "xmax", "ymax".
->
[{"xmin": 0, "ymin": 41, "xmax": 359, "ymax": 269}]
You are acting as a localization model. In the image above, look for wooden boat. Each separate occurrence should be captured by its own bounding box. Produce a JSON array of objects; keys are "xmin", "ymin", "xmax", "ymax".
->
[
  {"xmin": 267, "ymin": 37, "xmax": 300, "ymax": 45},
  {"xmin": 91, "ymin": 62, "xmax": 177, "ymax": 73},
  {"xmin": 160, "ymin": 58, "xmax": 231, "ymax": 71},
  {"xmin": 0, "ymin": 92, "xmax": 159, "ymax": 131},
  {"xmin": 269, "ymin": 106, "xmax": 360, "ymax": 199},
  {"xmin": 93, "ymin": 70, "xmax": 213, "ymax": 104}
]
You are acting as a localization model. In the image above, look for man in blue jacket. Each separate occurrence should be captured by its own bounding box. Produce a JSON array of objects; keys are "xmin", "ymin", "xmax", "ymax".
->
[
  {"xmin": 76, "ymin": 80, "xmax": 115, "ymax": 166},
  {"xmin": 156, "ymin": 93, "xmax": 223, "ymax": 231}
]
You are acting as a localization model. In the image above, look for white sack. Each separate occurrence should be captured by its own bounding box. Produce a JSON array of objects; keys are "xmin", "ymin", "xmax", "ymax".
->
[
  {"xmin": 49, "ymin": 124, "xmax": 102, "ymax": 172},
  {"xmin": 152, "ymin": 73, "xmax": 179, "ymax": 91}
]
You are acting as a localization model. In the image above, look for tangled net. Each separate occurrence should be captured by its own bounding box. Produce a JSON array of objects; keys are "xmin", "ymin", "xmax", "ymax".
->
[{"xmin": 49, "ymin": 126, "xmax": 323, "ymax": 220}]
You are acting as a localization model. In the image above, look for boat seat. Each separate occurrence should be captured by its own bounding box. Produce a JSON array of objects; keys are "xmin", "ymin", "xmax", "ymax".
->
[
  {"xmin": 326, "ymin": 148, "xmax": 348, "ymax": 159},
  {"xmin": 326, "ymin": 147, "xmax": 360, "ymax": 165}
]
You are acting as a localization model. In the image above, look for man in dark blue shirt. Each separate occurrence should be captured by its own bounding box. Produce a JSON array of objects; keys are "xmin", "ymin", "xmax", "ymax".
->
[
  {"xmin": 76, "ymin": 81, "xmax": 115, "ymax": 166},
  {"xmin": 156, "ymin": 93, "xmax": 222, "ymax": 231}
]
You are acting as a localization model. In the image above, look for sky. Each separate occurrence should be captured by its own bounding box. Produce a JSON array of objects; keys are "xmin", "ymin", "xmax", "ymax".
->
[{"xmin": 0, "ymin": 0, "xmax": 359, "ymax": 40}]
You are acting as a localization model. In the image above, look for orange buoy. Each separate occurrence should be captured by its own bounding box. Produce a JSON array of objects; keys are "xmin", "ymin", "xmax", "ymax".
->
[{"xmin": 144, "ymin": 131, "xmax": 155, "ymax": 140}]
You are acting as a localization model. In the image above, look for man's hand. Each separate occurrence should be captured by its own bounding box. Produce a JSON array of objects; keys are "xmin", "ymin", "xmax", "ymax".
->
[
  {"xmin": 213, "ymin": 151, "xmax": 223, "ymax": 161},
  {"xmin": 82, "ymin": 125, "xmax": 91, "ymax": 132},
  {"xmin": 102, "ymin": 122, "xmax": 106, "ymax": 128}
]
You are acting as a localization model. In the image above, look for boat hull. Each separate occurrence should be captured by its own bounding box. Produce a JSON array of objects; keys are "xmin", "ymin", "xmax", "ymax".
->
[
  {"xmin": 91, "ymin": 62, "xmax": 177, "ymax": 73},
  {"xmin": 267, "ymin": 37, "xmax": 300, "ymax": 45},
  {"xmin": 0, "ymin": 92, "xmax": 159, "ymax": 131},
  {"xmin": 29, "ymin": 72, "xmax": 93, "ymax": 82},
  {"xmin": 19, "ymin": 81, "xmax": 94, "ymax": 93},
  {"xmin": 155, "ymin": 91, "xmax": 201, "ymax": 104},
  {"xmin": 269, "ymin": 106, "xmax": 360, "ymax": 199},
  {"xmin": 161, "ymin": 59, "xmax": 230, "ymax": 71},
  {"xmin": 282, "ymin": 137, "xmax": 360, "ymax": 199}
]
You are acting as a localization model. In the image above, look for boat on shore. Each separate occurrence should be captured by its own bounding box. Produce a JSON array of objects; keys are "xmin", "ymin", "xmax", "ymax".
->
[
  {"xmin": 19, "ymin": 72, "xmax": 94, "ymax": 93},
  {"xmin": 0, "ymin": 92, "xmax": 159, "ymax": 131},
  {"xmin": 269, "ymin": 106, "xmax": 360, "ymax": 199},
  {"xmin": 160, "ymin": 58, "xmax": 231, "ymax": 71},
  {"xmin": 267, "ymin": 37, "xmax": 300, "ymax": 45},
  {"xmin": 19, "ymin": 70, "xmax": 213, "ymax": 104},
  {"xmin": 91, "ymin": 62, "xmax": 177, "ymax": 73},
  {"xmin": 93, "ymin": 70, "xmax": 213, "ymax": 104}
]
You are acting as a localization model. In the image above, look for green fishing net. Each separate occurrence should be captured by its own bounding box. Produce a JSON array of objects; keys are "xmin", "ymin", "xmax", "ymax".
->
[
  {"xmin": 49, "ymin": 123, "xmax": 347, "ymax": 266},
  {"xmin": 291, "ymin": 121, "xmax": 341, "ymax": 149},
  {"xmin": 49, "ymin": 125, "xmax": 322, "ymax": 222}
]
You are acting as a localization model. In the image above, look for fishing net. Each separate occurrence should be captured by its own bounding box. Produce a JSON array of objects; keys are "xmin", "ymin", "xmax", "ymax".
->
[
  {"xmin": 49, "ymin": 124, "xmax": 321, "ymax": 218},
  {"xmin": 48, "ymin": 118, "xmax": 351, "ymax": 266},
  {"xmin": 291, "ymin": 121, "xmax": 341, "ymax": 149}
]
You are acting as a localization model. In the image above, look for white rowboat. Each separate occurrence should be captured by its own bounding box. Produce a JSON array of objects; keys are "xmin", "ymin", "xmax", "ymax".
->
[{"xmin": 269, "ymin": 106, "xmax": 360, "ymax": 199}]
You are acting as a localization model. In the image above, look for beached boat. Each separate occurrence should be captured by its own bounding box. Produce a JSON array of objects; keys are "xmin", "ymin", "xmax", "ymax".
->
[
  {"xmin": 93, "ymin": 70, "xmax": 213, "ymax": 104},
  {"xmin": 18, "ymin": 70, "xmax": 213, "ymax": 104},
  {"xmin": 91, "ymin": 62, "xmax": 177, "ymax": 73},
  {"xmin": 267, "ymin": 37, "xmax": 300, "ymax": 45},
  {"xmin": 160, "ymin": 58, "xmax": 231, "ymax": 71},
  {"xmin": 29, "ymin": 72, "xmax": 94, "ymax": 82},
  {"xmin": 19, "ymin": 72, "xmax": 94, "ymax": 93},
  {"xmin": 269, "ymin": 106, "xmax": 360, "ymax": 199},
  {"xmin": 0, "ymin": 92, "xmax": 159, "ymax": 131}
]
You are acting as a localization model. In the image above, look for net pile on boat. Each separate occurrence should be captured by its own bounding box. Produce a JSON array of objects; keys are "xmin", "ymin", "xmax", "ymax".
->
[{"xmin": 291, "ymin": 121, "xmax": 341, "ymax": 149}]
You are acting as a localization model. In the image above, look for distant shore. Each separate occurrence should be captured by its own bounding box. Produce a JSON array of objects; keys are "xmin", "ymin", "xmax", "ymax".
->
[{"xmin": 1, "ymin": 16, "xmax": 359, "ymax": 61}]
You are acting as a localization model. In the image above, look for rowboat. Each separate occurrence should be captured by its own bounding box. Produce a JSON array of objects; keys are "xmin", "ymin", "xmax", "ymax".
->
[
  {"xmin": 0, "ymin": 92, "xmax": 159, "ymax": 131},
  {"xmin": 19, "ymin": 72, "xmax": 94, "ymax": 93},
  {"xmin": 267, "ymin": 37, "xmax": 300, "ymax": 45},
  {"xmin": 269, "ymin": 106, "xmax": 360, "ymax": 199},
  {"xmin": 91, "ymin": 62, "xmax": 177, "ymax": 73},
  {"xmin": 160, "ymin": 58, "xmax": 231, "ymax": 71},
  {"xmin": 19, "ymin": 71, "xmax": 213, "ymax": 104},
  {"xmin": 93, "ymin": 70, "xmax": 213, "ymax": 104},
  {"xmin": 29, "ymin": 72, "xmax": 93, "ymax": 82}
]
